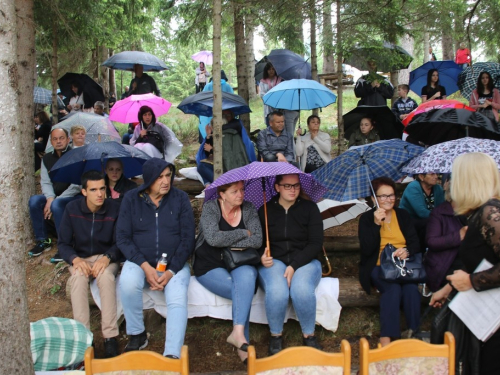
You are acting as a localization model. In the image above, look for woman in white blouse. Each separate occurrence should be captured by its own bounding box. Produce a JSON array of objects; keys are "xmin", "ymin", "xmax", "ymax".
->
[{"xmin": 295, "ymin": 115, "xmax": 331, "ymax": 172}]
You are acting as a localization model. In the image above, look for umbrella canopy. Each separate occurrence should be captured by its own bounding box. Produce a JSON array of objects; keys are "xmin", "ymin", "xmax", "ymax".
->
[
  {"xmin": 178, "ymin": 91, "xmax": 251, "ymax": 117},
  {"xmin": 343, "ymin": 105, "xmax": 404, "ymax": 140},
  {"xmin": 402, "ymin": 137, "xmax": 500, "ymax": 175},
  {"xmin": 109, "ymin": 93, "xmax": 172, "ymax": 123},
  {"xmin": 345, "ymin": 42, "xmax": 413, "ymax": 72},
  {"xmin": 405, "ymin": 108, "xmax": 500, "ymax": 146},
  {"xmin": 311, "ymin": 139, "xmax": 424, "ymax": 201},
  {"xmin": 49, "ymin": 142, "xmax": 150, "ymax": 184},
  {"xmin": 204, "ymin": 161, "xmax": 327, "ymax": 209},
  {"xmin": 409, "ymin": 61, "xmax": 462, "ymax": 97},
  {"xmin": 262, "ymin": 79, "xmax": 336, "ymax": 110},
  {"xmin": 58, "ymin": 73, "xmax": 105, "ymax": 109},
  {"xmin": 46, "ymin": 112, "xmax": 121, "ymax": 152},
  {"xmin": 458, "ymin": 62, "xmax": 500, "ymax": 100},
  {"xmin": 191, "ymin": 50, "xmax": 213, "ymax": 65},
  {"xmin": 317, "ymin": 199, "xmax": 370, "ymax": 230},
  {"xmin": 254, "ymin": 56, "xmax": 269, "ymax": 82},
  {"xmin": 34, "ymin": 87, "xmax": 52, "ymax": 105},
  {"xmin": 266, "ymin": 49, "xmax": 312, "ymax": 80},
  {"xmin": 402, "ymin": 99, "xmax": 475, "ymax": 126},
  {"xmin": 102, "ymin": 51, "xmax": 168, "ymax": 72}
]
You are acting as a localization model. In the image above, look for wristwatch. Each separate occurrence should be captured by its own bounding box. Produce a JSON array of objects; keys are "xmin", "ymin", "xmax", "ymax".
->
[{"xmin": 104, "ymin": 254, "xmax": 112, "ymax": 262}]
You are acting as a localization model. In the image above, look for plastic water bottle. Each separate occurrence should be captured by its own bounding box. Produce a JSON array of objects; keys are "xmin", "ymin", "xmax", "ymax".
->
[{"xmin": 156, "ymin": 253, "xmax": 168, "ymax": 272}]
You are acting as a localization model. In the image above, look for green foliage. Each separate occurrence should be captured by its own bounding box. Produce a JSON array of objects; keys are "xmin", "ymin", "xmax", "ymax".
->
[{"xmin": 49, "ymin": 284, "xmax": 61, "ymax": 295}]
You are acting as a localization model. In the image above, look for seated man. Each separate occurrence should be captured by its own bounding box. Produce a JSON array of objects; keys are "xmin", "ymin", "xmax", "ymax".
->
[
  {"xmin": 256, "ymin": 111, "xmax": 297, "ymax": 167},
  {"xmin": 28, "ymin": 128, "xmax": 81, "ymax": 262},
  {"xmin": 58, "ymin": 170, "xmax": 121, "ymax": 358},
  {"xmin": 93, "ymin": 101, "xmax": 108, "ymax": 117},
  {"xmin": 117, "ymin": 158, "xmax": 195, "ymax": 358}
]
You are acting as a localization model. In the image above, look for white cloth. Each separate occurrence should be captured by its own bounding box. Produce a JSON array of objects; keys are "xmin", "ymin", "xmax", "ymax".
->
[
  {"xmin": 179, "ymin": 167, "xmax": 205, "ymax": 185},
  {"xmin": 133, "ymin": 142, "xmax": 163, "ymax": 158},
  {"xmin": 91, "ymin": 275, "xmax": 342, "ymax": 332}
]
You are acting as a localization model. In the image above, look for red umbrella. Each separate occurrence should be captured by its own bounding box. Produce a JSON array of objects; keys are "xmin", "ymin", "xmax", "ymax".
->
[{"xmin": 402, "ymin": 99, "xmax": 475, "ymax": 126}]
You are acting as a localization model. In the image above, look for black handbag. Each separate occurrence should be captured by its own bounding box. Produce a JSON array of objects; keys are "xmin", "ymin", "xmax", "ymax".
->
[
  {"xmin": 222, "ymin": 247, "xmax": 260, "ymax": 271},
  {"xmin": 379, "ymin": 243, "xmax": 427, "ymax": 283},
  {"xmin": 137, "ymin": 130, "xmax": 164, "ymax": 154}
]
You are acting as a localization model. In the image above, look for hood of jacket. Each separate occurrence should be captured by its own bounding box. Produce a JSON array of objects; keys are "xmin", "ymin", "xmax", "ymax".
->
[{"xmin": 137, "ymin": 158, "xmax": 176, "ymax": 192}]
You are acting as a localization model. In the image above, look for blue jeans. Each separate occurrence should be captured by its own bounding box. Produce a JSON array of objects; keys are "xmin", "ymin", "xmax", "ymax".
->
[
  {"xmin": 258, "ymin": 259, "xmax": 321, "ymax": 336},
  {"xmin": 29, "ymin": 195, "xmax": 80, "ymax": 240},
  {"xmin": 119, "ymin": 261, "xmax": 191, "ymax": 357},
  {"xmin": 196, "ymin": 265, "xmax": 258, "ymax": 342},
  {"xmin": 197, "ymin": 161, "xmax": 214, "ymax": 186}
]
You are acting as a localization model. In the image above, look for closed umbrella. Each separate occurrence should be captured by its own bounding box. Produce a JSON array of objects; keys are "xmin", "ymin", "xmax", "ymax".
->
[
  {"xmin": 110, "ymin": 93, "xmax": 172, "ymax": 123},
  {"xmin": 409, "ymin": 61, "xmax": 462, "ymax": 97},
  {"xmin": 102, "ymin": 51, "xmax": 168, "ymax": 72}
]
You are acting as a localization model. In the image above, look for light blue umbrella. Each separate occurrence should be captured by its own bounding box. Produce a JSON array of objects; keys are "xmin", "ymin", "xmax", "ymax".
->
[
  {"xmin": 409, "ymin": 61, "xmax": 462, "ymax": 97},
  {"xmin": 262, "ymin": 79, "xmax": 337, "ymax": 110}
]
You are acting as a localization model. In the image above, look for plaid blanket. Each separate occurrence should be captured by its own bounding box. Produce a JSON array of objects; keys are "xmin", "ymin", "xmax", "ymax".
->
[{"xmin": 30, "ymin": 317, "xmax": 93, "ymax": 371}]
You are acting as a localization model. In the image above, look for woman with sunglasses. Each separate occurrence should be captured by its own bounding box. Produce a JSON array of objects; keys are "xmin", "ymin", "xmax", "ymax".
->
[
  {"xmin": 358, "ymin": 177, "xmax": 421, "ymax": 347},
  {"xmin": 257, "ymin": 174, "xmax": 323, "ymax": 355}
]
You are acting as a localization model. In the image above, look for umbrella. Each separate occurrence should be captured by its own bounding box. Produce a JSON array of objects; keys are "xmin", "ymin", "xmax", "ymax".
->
[
  {"xmin": 343, "ymin": 105, "xmax": 404, "ymax": 141},
  {"xmin": 46, "ymin": 112, "xmax": 121, "ymax": 152},
  {"xmin": 402, "ymin": 99, "xmax": 475, "ymax": 126},
  {"xmin": 311, "ymin": 139, "xmax": 424, "ymax": 201},
  {"xmin": 34, "ymin": 87, "xmax": 52, "ymax": 105},
  {"xmin": 57, "ymin": 73, "xmax": 105, "ymax": 109},
  {"xmin": 345, "ymin": 41, "xmax": 413, "ymax": 72},
  {"xmin": 101, "ymin": 51, "xmax": 168, "ymax": 72},
  {"xmin": 266, "ymin": 49, "xmax": 312, "ymax": 80},
  {"xmin": 409, "ymin": 61, "xmax": 462, "ymax": 97},
  {"xmin": 109, "ymin": 93, "xmax": 172, "ymax": 123},
  {"xmin": 405, "ymin": 108, "xmax": 500, "ymax": 146},
  {"xmin": 204, "ymin": 161, "xmax": 327, "ymax": 209},
  {"xmin": 49, "ymin": 142, "xmax": 150, "ymax": 185},
  {"xmin": 177, "ymin": 91, "xmax": 251, "ymax": 117},
  {"xmin": 458, "ymin": 62, "xmax": 500, "ymax": 100},
  {"xmin": 402, "ymin": 137, "xmax": 500, "ymax": 175},
  {"xmin": 191, "ymin": 50, "xmax": 213, "ymax": 65},
  {"xmin": 317, "ymin": 199, "xmax": 370, "ymax": 230},
  {"xmin": 262, "ymin": 79, "xmax": 337, "ymax": 110},
  {"xmin": 254, "ymin": 56, "xmax": 269, "ymax": 82}
]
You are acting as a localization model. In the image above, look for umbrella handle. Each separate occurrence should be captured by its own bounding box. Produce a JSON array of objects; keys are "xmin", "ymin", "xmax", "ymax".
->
[{"xmin": 262, "ymin": 177, "xmax": 271, "ymax": 257}]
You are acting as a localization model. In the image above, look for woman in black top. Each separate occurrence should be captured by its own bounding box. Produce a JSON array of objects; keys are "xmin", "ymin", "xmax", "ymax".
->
[
  {"xmin": 34, "ymin": 111, "xmax": 52, "ymax": 171},
  {"xmin": 421, "ymin": 69, "xmax": 447, "ymax": 103}
]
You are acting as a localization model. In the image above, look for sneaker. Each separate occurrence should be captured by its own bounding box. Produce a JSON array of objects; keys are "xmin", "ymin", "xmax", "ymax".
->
[
  {"xmin": 124, "ymin": 331, "xmax": 148, "ymax": 352},
  {"xmin": 303, "ymin": 335, "xmax": 322, "ymax": 350},
  {"xmin": 165, "ymin": 354, "xmax": 179, "ymax": 359},
  {"xmin": 50, "ymin": 252, "xmax": 63, "ymax": 263},
  {"xmin": 195, "ymin": 189, "xmax": 205, "ymax": 199},
  {"xmin": 268, "ymin": 336, "xmax": 283, "ymax": 356},
  {"xmin": 28, "ymin": 239, "xmax": 52, "ymax": 257},
  {"xmin": 104, "ymin": 337, "xmax": 118, "ymax": 358}
]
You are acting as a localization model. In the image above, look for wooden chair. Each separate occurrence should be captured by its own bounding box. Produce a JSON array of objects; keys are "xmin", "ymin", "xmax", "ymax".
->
[
  {"xmin": 359, "ymin": 332, "xmax": 455, "ymax": 375},
  {"xmin": 247, "ymin": 340, "xmax": 351, "ymax": 375},
  {"xmin": 84, "ymin": 345, "xmax": 189, "ymax": 375}
]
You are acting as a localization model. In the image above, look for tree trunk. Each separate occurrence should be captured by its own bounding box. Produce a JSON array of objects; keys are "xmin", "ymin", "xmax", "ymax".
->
[
  {"xmin": 336, "ymin": 0, "xmax": 345, "ymax": 155},
  {"xmin": 399, "ymin": 33, "xmax": 414, "ymax": 85},
  {"xmin": 213, "ymin": 0, "xmax": 223, "ymax": 180},
  {"xmin": 108, "ymin": 48, "xmax": 116, "ymax": 110},
  {"xmin": 91, "ymin": 45, "xmax": 99, "ymax": 81},
  {"xmin": 310, "ymin": 0, "xmax": 318, "ymax": 115},
  {"xmin": 423, "ymin": 30, "xmax": 430, "ymax": 63},
  {"xmin": 51, "ymin": 22, "xmax": 59, "ymax": 124},
  {"xmin": 244, "ymin": 12, "xmax": 257, "ymax": 100},
  {"xmin": 322, "ymin": 0, "xmax": 335, "ymax": 73},
  {"xmin": 0, "ymin": 0, "xmax": 36, "ymax": 373},
  {"xmin": 441, "ymin": 0, "xmax": 454, "ymax": 60},
  {"xmin": 100, "ymin": 45, "xmax": 109, "ymax": 111},
  {"xmin": 233, "ymin": 4, "xmax": 250, "ymax": 134}
]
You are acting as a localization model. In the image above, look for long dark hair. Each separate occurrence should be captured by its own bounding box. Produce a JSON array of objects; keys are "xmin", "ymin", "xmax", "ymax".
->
[
  {"xmin": 477, "ymin": 71, "xmax": 494, "ymax": 96},
  {"xmin": 263, "ymin": 62, "xmax": 276, "ymax": 80},
  {"xmin": 426, "ymin": 69, "xmax": 439, "ymax": 88},
  {"xmin": 138, "ymin": 105, "xmax": 156, "ymax": 128},
  {"xmin": 70, "ymin": 82, "xmax": 82, "ymax": 97}
]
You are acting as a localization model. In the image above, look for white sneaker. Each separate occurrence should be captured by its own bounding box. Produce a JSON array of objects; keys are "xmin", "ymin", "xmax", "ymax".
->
[{"xmin": 195, "ymin": 190, "xmax": 205, "ymax": 199}]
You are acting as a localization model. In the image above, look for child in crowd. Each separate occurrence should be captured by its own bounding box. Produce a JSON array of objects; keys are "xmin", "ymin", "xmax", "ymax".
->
[
  {"xmin": 392, "ymin": 84, "xmax": 418, "ymax": 121},
  {"xmin": 70, "ymin": 125, "xmax": 86, "ymax": 148}
]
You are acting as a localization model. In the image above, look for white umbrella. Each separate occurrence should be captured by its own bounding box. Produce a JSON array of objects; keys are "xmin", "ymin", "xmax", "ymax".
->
[{"xmin": 317, "ymin": 199, "xmax": 370, "ymax": 230}]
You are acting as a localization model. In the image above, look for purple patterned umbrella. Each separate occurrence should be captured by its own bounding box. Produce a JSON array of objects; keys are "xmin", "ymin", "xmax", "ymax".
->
[{"xmin": 204, "ymin": 161, "xmax": 327, "ymax": 209}]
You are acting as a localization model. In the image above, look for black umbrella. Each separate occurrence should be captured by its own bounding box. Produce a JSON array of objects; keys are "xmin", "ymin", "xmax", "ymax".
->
[
  {"xmin": 254, "ymin": 56, "xmax": 268, "ymax": 82},
  {"xmin": 57, "ymin": 73, "xmax": 105, "ymax": 110},
  {"xmin": 345, "ymin": 41, "xmax": 413, "ymax": 72},
  {"xmin": 405, "ymin": 108, "xmax": 500, "ymax": 146},
  {"xmin": 343, "ymin": 105, "xmax": 404, "ymax": 141},
  {"xmin": 266, "ymin": 49, "xmax": 312, "ymax": 80},
  {"xmin": 101, "ymin": 51, "xmax": 168, "ymax": 72},
  {"xmin": 177, "ymin": 91, "xmax": 251, "ymax": 117}
]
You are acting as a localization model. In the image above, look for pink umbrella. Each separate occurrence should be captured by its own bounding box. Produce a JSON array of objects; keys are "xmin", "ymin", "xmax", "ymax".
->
[
  {"xmin": 109, "ymin": 93, "xmax": 172, "ymax": 123},
  {"xmin": 402, "ymin": 99, "xmax": 474, "ymax": 126},
  {"xmin": 191, "ymin": 50, "xmax": 213, "ymax": 65}
]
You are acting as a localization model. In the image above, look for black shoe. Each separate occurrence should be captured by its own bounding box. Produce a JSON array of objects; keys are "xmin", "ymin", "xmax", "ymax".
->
[
  {"xmin": 50, "ymin": 252, "xmax": 63, "ymax": 263},
  {"xmin": 303, "ymin": 335, "xmax": 322, "ymax": 350},
  {"xmin": 165, "ymin": 354, "xmax": 179, "ymax": 359},
  {"xmin": 268, "ymin": 336, "xmax": 283, "ymax": 356},
  {"xmin": 104, "ymin": 337, "xmax": 118, "ymax": 358},
  {"xmin": 28, "ymin": 239, "xmax": 52, "ymax": 257},
  {"xmin": 124, "ymin": 331, "xmax": 148, "ymax": 352}
]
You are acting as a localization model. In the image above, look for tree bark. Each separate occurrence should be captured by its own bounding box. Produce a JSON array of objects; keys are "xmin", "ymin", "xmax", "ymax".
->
[
  {"xmin": 441, "ymin": 0, "xmax": 454, "ymax": 60},
  {"xmin": 244, "ymin": 12, "xmax": 257, "ymax": 100},
  {"xmin": 213, "ymin": 0, "xmax": 223, "ymax": 180},
  {"xmin": 233, "ymin": 4, "xmax": 250, "ymax": 134},
  {"xmin": 336, "ymin": 0, "xmax": 345, "ymax": 155},
  {"xmin": 310, "ymin": 0, "xmax": 318, "ymax": 115},
  {"xmin": 322, "ymin": 0, "xmax": 335, "ymax": 73},
  {"xmin": 423, "ymin": 30, "xmax": 430, "ymax": 63},
  {"xmin": 100, "ymin": 45, "xmax": 109, "ymax": 111},
  {"xmin": 51, "ymin": 22, "xmax": 59, "ymax": 124},
  {"xmin": 0, "ymin": 0, "xmax": 36, "ymax": 373},
  {"xmin": 398, "ymin": 33, "xmax": 414, "ymax": 85},
  {"xmin": 108, "ymin": 48, "xmax": 116, "ymax": 112}
]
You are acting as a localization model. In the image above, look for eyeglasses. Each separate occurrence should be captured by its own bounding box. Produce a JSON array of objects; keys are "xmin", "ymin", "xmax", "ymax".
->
[
  {"xmin": 376, "ymin": 194, "xmax": 396, "ymax": 201},
  {"xmin": 278, "ymin": 183, "xmax": 301, "ymax": 190}
]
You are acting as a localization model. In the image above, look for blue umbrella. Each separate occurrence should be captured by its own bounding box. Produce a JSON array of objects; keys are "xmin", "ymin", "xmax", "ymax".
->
[
  {"xmin": 34, "ymin": 87, "xmax": 52, "ymax": 105},
  {"xmin": 102, "ymin": 51, "xmax": 168, "ymax": 72},
  {"xmin": 49, "ymin": 142, "xmax": 151, "ymax": 184},
  {"xmin": 409, "ymin": 61, "xmax": 462, "ymax": 97},
  {"xmin": 267, "ymin": 49, "xmax": 312, "ymax": 80},
  {"xmin": 262, "ymin": 79, "xmax": 336, "ymax": 110},
  {"xmin": 311, "ymin": 139, "xmax": 424, "ymax": 201},
  {"xmin": 177, "ymin": 91, "xmax": 251, "ymax": 117}
]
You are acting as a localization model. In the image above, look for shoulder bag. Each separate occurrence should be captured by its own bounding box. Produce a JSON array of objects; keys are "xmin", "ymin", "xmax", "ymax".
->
[
  {"xmin": 222, "ymin": 247, "xmax": 260, "ymax": 271},
  {"xmin": 379, "ymin": 243, "xmax": 427, "ymax": 283}
]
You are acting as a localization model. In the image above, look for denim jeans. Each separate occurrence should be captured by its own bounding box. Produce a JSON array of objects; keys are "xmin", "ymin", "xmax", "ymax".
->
[
  {"xmin": 196, "ymin": 265, "xmax": 258, "ymax": 342},
  {"xmin": 197, "ymin": 161, "xmax": 214, "ymax": 186},
  {"xmin": 258, "ymin": 259, "xmax": 321, "ymax": 336},
  {"xmin": 119, "ymin": 261, "xmax": 191, "ymax": 357},
  {"xmin": 29, "ymin": 195, "xmax": 80, "ymax": 240}
]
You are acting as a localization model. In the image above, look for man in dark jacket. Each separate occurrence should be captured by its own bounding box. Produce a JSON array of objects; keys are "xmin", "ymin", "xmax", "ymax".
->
[
  {"xmin": 58, "ymin": 170, "xmax": 121, "ymax": 358},
  {"xmin": 125, "ymin": 64, "xmax": 161, "ymax": 97},
  {"xmin": 117, "ymin": 158, "xmax": 195, "ymax": 358},
  {"xmin": 354, "ymin": 59, "xmax": 394, "ymax": 106}
]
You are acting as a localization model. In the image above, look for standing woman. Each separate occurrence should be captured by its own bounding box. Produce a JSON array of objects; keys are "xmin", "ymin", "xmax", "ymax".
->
[
  {"xmin": 195, "ymin": 62, "xmax": 210, "ymax": 93},
  {"xmin": 421, "ymin": 69, "xmax": 447, "ymax": 103},
  {"xmin": 469, "ymin": 71, "xmax": 500, "ymax": 122},
  {"xmin": 194, "ymin": 181, "xmax": 263, "ymax": 364},
  {"xmin": 259, "ymin": 63, "xmax": 283, "ymax": 126},
  {"xmin": 34, "ymin": 111, "xmax": 53, "ymax": 171},
  {"xmin": 295, "ymin": 115, "xmax": 332, "ymax": 172},
  {"xmin": 67, "ymin": 82, "xmax": 85, "ymax": 112},
  {"xmin": 258, "ymin": 174, "xmax": 323, "ymax": 355},
  {"xmin": 431, "ymin": 153, "xmax": 500, "ymax": 375}
]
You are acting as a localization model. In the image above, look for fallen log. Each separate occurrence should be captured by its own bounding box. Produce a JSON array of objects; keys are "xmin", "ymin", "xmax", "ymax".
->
[
  {"xmin": 174, "ymin": 177, "xmax": 204, "ymax": 195},
  {"xmin": 324, "ymin": 236, "xmax": 359, "ymax": 253},
  {"xmin": 337, "ymin": 277, "xmax": 379, "ymax": 307}
]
